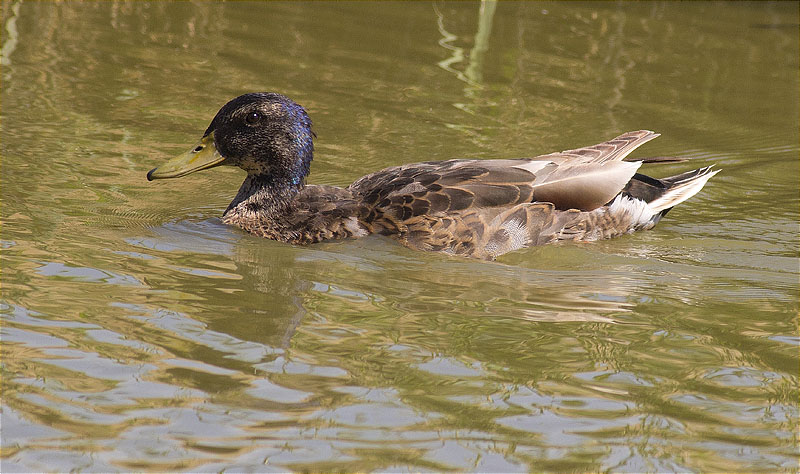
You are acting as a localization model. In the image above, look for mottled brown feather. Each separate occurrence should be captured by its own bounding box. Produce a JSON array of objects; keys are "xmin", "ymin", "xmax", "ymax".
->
[{"xmin": 219, "ymin": 130, "xmax": 716, "ymax": 259}]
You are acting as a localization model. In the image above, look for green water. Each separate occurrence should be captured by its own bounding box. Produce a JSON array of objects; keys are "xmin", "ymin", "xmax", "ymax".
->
[{"xmin": 1, "ymin": 1, "xmax": 798, "ymax": 472}]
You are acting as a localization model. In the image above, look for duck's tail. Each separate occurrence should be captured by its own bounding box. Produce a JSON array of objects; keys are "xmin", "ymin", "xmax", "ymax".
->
[
  {"xmin": 605, "ymin": 166, "xmax": 719, "ymax": 232},
  {"xmin": 646, "ymin": 166, "xmax": 720, "ymax": 215}
]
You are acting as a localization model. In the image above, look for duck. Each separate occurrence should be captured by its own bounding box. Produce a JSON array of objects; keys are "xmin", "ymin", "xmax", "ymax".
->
[{"xmin": 147, "ymin": 92, "xmax": 718, "ymax": 260}]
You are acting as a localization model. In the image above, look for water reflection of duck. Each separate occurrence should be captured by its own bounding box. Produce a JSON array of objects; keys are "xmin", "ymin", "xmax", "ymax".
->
[{"xmin": 148, "ymin": 92, "xmax": 717, "ymax": 260}]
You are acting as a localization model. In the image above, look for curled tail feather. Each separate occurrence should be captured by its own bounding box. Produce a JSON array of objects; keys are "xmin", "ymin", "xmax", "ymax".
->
[{"xmin": 647, "ymin": 166, "xmax": 720, "ymax": 214}]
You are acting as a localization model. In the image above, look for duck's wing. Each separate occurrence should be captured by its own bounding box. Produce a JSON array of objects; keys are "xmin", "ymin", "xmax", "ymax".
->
[
  {"xmin": 539, "ymin": 129, "xmax": 660, "ymax": 164},
  {"xmin": 348, "ymin": 130, "xmax": 658, "ymax": 214}
]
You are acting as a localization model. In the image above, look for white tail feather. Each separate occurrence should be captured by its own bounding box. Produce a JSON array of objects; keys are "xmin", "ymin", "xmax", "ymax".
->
[{"xmin": 647, "ymin": 167, "xmax": 720, "ymax": 214}]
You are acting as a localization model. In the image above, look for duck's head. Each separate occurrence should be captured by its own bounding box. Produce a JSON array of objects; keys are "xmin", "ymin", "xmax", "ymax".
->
[{"xmin": 147, "ymin": 92, "xmax": 314, "ymax": 187}]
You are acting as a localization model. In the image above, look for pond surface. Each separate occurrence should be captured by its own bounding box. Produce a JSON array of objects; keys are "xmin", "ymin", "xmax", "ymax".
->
[{"xmin": 1, "ymin": 1, "xmax": 798, "ymax": 472}]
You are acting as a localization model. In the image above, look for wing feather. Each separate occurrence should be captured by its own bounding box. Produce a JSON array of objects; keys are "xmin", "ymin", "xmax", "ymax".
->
[
  {"xmin": 531, "ymin": 161, "xmax": 642, "ymax": 211},
  {"xmin": 538, "ymin": 130, "xmax": 660, "ymax": 164},
  {"xmin": 348, "ymin": 130, "xmax": 660, "ymax": 218}
]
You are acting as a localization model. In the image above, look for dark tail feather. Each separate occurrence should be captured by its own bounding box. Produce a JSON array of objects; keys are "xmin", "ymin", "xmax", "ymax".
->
[
  {"xmin": 625, "ymin": 156, "xmax": 688, "ymax": 164},
  {"xmin": 647, "ymin": 166, "xmax": 719, "ymax": 214},
  {"xmin": 659, "ymin": 166, "xmax": 717, "ymax": 186},
  {"xmin": 618, "ymin": 166, "xmax": 719, "ymax": 216}
]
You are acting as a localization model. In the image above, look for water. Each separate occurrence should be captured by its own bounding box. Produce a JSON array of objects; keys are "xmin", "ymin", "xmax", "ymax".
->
[{"xmin": 1, "ymin": 1, "xmax": 798, "ymax": 472}]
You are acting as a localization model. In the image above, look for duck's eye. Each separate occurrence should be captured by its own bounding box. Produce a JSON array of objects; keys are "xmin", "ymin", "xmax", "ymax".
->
[
  {"xmin": 193, "ymin": 145, "xmax": 204, "ymax": 152},
  {"xmin": 245, "ymin": 112, "xmax": 261, "ymax": 125}
]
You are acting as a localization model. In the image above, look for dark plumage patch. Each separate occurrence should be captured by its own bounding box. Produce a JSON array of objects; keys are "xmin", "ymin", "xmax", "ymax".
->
[
  {"xmin": 410, "ymin": 198, "xmax": 431, "ymax": 216},
  {"xmin": 437, "ymin": 167, "xmax": 486, "ymax": 185},
  {"xmin": 417, "ymin": 173, "xmax": 438, "ymax": 186},
  {"xmin": 426, "ymin": 192, "xmax": 451, "ymax": 212},
  {"xmin": 442, "ymin": 187, "xmax": 474, "ymax": 211},
  {"xmin": 468, "ymin": 184, "xmax": 522, "ymax": 208},
  {"xmin": 617, "ymin": 173, "xmax": 667, "ymax": 205}
]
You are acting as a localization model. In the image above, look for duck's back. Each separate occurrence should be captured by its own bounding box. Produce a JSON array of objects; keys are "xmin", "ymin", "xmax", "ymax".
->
[
  {"xmin": 345, "ymin": 159, "xmax": 578, "ymax": 258},
  {"xmin": 348, "ymin": 130, "xmax": 659, "ymax": 216},
  {"xmin": 341, "ymin": 130, "xmax": 714, "ymax": 259}
]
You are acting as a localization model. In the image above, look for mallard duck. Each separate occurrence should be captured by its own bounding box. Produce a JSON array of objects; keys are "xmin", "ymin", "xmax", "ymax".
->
[{"xmin": 147, "ymin": 92, "xmax": 718, "ymax": 260}]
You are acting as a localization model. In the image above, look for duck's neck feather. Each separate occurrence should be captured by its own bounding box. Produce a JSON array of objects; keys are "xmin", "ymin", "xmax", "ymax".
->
[{"xmin": 224, "ymin": 174, "xmax": 300, "ymax": 218}]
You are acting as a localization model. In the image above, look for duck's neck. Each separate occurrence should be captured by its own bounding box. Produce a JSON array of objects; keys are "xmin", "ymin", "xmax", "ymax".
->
[{"xmin": 224, "ymin": 174, "xmax": 301, "ymax": 219}]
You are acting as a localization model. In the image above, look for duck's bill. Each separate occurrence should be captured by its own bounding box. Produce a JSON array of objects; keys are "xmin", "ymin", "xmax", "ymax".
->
[{"xmin": 147, "ymin": 133, "xmax": 226, "ymax": 181}]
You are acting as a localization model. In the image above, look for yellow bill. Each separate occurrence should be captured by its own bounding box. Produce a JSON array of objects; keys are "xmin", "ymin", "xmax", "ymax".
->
[{"xmin": 147, "ymin": 132, "xmax": 227, "ymax": 181}]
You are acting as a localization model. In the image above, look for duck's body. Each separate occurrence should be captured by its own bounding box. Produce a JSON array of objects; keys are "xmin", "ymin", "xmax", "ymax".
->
[{"xmin": 148, "ymin": 93, "xmax": 717, "ymax": 260}]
